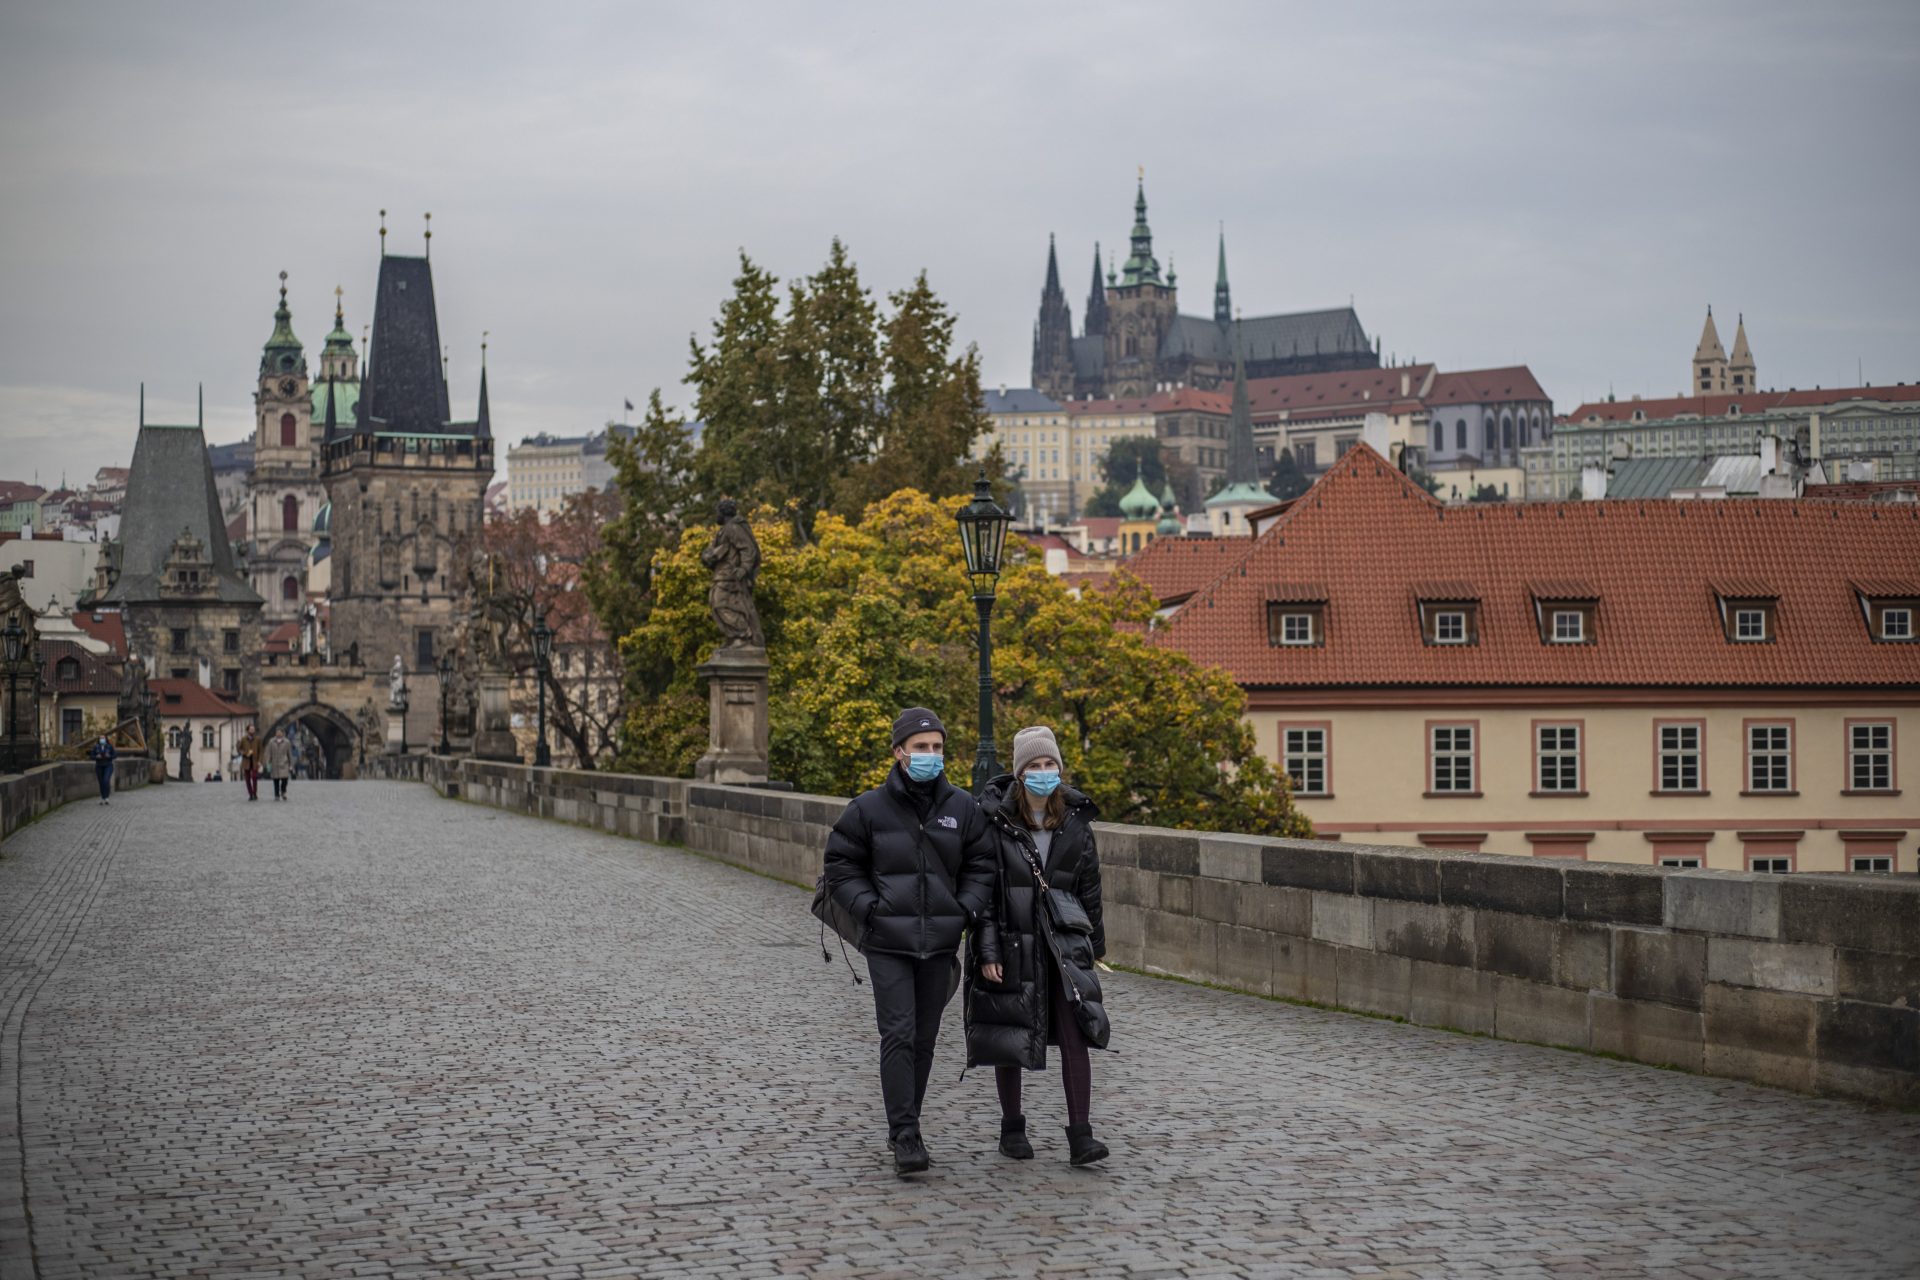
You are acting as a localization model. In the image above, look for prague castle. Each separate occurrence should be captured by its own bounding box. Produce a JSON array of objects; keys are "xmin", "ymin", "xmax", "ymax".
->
[{"xmin": 1031, "ymin": 179, "xmax": 1380, "ymax": 401}]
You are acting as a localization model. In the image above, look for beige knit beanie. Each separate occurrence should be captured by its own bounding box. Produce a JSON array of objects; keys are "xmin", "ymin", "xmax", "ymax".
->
[{"xmin": 1011, "ymin": 725, "xmax": 1063, "ymax": 778}]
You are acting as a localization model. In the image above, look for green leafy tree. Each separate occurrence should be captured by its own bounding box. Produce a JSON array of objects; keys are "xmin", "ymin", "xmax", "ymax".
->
[
  {"xmin": 1269, "ymin": 446, "xmax": 1310, "ymax": 501},
  {"xmin": 616, "ymin": 489, "xmax": 1311, "ymax": 836},
  {"xmin": 1083, "ymin": 436, "xmax": 1170, "ymax": 517},
  {"xmin": 1405, "ymin": 465, "xmax": 1443, "ymax": 495}
]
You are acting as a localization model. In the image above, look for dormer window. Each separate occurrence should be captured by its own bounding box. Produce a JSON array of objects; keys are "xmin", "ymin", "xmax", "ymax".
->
[
  {"xmin": 1712, "ymin": 581, "xmax": 1779, "ymax": 645},
  {"xmin": 56, "ymin": 657, "xmax": 78, "ymax": 681},
  {"xmin": 1529, "ymin": 582, "xmax": 1597, "ymax": 645},
  {"xmin": 1264, "ymin": 584, "xmax": 1328, "ymax": 648},
  {"xmin": 1850, "ymin": 580, "xmax": 1920, "ymax": 642},
  {"xmin": 1414, "ymin": 583, "xmax": 1480, "ymax": 646}
]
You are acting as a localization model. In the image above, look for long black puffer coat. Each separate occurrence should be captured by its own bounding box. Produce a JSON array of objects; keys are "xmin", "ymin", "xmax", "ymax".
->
[
  {"xmin": 964, "ymin": 775, "xmax": 1109, "ymax": 1068},
  {"xmin": 821, "ymin": 764, "xmax": 998, "ymax": 959}
]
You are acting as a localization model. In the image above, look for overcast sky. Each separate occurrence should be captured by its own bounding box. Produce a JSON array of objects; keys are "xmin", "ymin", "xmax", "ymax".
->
[{"xmin": 2, "ymin": 1, "xmax": 1916, "ymax": 488}]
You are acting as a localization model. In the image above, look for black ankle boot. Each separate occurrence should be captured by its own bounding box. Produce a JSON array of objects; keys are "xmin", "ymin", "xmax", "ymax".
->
[
  {"xmin": 892, "ymin": 1131, "xmax": 929, "ymax": 1175},
  {"xmin": 1065, "ymin": 1123, "xmax": 1108, "ymax": 1166},
  {"xmin": 999, "ymin": 1115, "xmax": 1034, "ymax": 1160}
]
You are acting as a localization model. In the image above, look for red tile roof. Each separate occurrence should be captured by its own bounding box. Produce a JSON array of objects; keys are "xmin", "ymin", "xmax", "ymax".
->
[
  {"xmin": 261, "ymin": 621, "xmax": 300, "ymax": 654},
  {"xmin": 1064, "ymin": 517, "xmax": 1123, "ymax": 539},
  {"xmin": 70, "ymin": 610, "xmax": 127, "ymax": 655},
  {"xmin": 1244, "ymin": 365, "xmax": 1436, "ymax": 420},
  {"xmin": 149, "ymin": 678, "xmax": 255, "ymax": 719},
  {"xmin": 1566, "ymin": 383, "xmax": 1920, "ymax": 424},
  {"xmin": 0, "ymin": 480, "xmax": 47, "ymax": 504},
  {"xmin": 1154, "ymin": 443, "xmax": 1920, "ymax": 689},
  {"xmin": 40, "ymin": 639, "xmax": 121, "ymax": 695},
  {"xmin": 1425, "ymin": 366, "xmax": 1550, "ymax": 406},
  {"xmin": 1118, "ymin": 536, "xmax": 1252, "ymax": 605}
]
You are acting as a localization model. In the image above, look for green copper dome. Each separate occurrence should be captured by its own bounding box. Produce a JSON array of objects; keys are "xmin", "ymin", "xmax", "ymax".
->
[
  {"xmin": 260, "ymin": 273, "xmax": 304, "ymax": 376},
  {"xmin": 1119, "ymin": 474, "xmax": 1161, "ymax": 519}
]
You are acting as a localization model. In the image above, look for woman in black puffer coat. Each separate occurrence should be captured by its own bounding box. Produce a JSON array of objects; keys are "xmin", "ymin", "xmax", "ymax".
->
[{"xmin": 966, "ymin": 725, "xmax": 1111, "ymax": 1165}]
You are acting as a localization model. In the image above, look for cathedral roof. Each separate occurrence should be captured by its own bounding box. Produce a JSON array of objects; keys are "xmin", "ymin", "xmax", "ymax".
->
[
  {"xmin": 97, "ymin": 420, "xmax": 261, "ymax": 606},
  {"xmin": 1159, "ymin": 309, "xmax": 1371, "ymax": 365}
]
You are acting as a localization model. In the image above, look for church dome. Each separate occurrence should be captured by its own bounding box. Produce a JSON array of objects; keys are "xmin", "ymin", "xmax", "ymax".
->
[
  {"xmin": 1119, "ymin": 475, "xmax": 1160, "ymax": 520},
  {"xmin": 311, "ymin": 501, "xmax": 331, "ymax": 537}
]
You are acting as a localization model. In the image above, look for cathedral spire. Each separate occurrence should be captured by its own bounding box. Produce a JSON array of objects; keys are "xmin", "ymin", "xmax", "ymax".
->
[
  {"xmin": 1030, "ymin": 235, "xmax": 1074, "ymax": 398},
  {"xmin": 1044, "ymin": 232, "xmax": 1061, "ymax": 294},
  {"xmin": 1224, "ymin": 320, "xmax": 1257, "ymax": 486},
  {"xmin": 1120, "ymin": 173, "xmax": 1162, "ymax": 287},
  {"xmin": 1214, "ymin": 226, "xmax": 1231, "ymax": 326},
  {"xmin": 1085, "ymin": 242, "xmax": 1108, "ymax": 338}
]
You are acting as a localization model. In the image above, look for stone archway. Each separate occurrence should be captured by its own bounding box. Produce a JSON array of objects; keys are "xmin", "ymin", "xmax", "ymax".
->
[{"xmin": 264, "ymin": 702, "xmax": 360, "ymax": 780}]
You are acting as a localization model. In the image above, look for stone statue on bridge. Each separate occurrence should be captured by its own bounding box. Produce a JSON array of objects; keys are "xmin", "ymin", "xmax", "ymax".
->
[
  {"xmin": 389, "ymin": 654, "xmax": 406, "ymax": 707},
  {"xmin": 465, "ymin": 551, "xmax": 523, "ymax": 674},
  {"xmin": 701, "ymin": 499, "xmax": 763, "ymax": 649}
]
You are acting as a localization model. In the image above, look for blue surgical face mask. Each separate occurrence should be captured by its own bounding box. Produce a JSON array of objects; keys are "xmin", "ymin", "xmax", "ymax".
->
[
  {"xmin": 905, "ymin": 752, "xmax": 944, "ymax": 782},
  {"xmin": 1022, "ymin": 769, "xmax": 1061, "ymax": 798}
]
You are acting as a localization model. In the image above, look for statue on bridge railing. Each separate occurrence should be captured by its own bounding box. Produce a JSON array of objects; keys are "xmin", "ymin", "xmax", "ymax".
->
[
  {"xmin": 465, "ymin": 551, "xmax": 524, "ymax": 674},
  {"xmin": 701, "ymin": 499, "xmax": 763, "ymax": 649}
]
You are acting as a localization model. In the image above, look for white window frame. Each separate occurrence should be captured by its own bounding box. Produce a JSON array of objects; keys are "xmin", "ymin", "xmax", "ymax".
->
[
  {"xmin": 1283, "ymin": 727, "xmax": 1328, "ymax": 796},
  {"xmin": 1883, "ymin": 606, "xmax": 1913, "ymax": 640},
  {"xmin": 1551, "ymin": 609, "xmax": 1585, "ymax": 643},
  {"xmin": 1849, "ymin": 722, "xmax": 1893, "ymax": 791},
  {"xmin": 1747, "ymin": 723, "xmax": 1793, "ymax": 792},
  {"xmin": 1536, "ymin": 723, "xmax": 1581, "ymax": 792},
  {"xmin": 1851, "ymin": 855, "xmax": 1893, "ymax": 873},
  {"xmin": 1434, "ymin": 611, "xmax": 1467, "ymax": 644},
  {"xmin": 1280, "ymin": 613, "xmax": 1315, "ymax": 646},
  {"xmin": 1658, "ymin": 723, "xmax": 1702, "ymax": 792},
  {"xmin": 1734, "ymin": 608, "xmax": 1767, "ymax": 642},
  {"xmin": 1431, "ymin": 724, "xmax": 1476, "ymax": 793}
]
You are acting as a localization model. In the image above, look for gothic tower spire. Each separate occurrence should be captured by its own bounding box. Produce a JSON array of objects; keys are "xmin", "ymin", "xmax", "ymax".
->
[
  {"xmin": 1084, "ymin": 242, "xmax": 1109, "ymax": 338},
  {"xmin": 1728, "ymin": 313, "xmax": 1756, "ymax": 394},
  {"xmin": 1693, "ymin": 306, "xmax": 1728, "ymax": 396},
  {"xmin": 1214, "ymin": 227, "xmax": 1232, "ymax": 327},
  {"xmin": 1030, "ymin": 233, "xmax": 1074, "ymax": 399},
  {"xmin": 1120, "ymin": 173, "xmax": 1163, "ymax": 286}
]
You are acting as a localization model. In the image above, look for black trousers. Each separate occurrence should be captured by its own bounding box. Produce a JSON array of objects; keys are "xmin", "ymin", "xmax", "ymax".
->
[
  {"xmin": 866, "ymin": 951, "xmax": 955, "ymax": 1140},
  {"xmin": 272, "ymin": 775, "xmax": 289, "ymax": 798}
]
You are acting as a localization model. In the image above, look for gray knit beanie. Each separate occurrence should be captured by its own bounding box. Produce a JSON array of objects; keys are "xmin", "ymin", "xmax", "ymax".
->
[{"xmin": 1010, "ymin": 725, "xmax": 1062, "ymax": 778}]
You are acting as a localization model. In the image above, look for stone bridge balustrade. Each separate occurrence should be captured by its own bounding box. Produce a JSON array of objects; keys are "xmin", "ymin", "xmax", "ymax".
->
[{"xmin": 365, "ymin": 755, "xmax": 1920, "ymax": 1107}]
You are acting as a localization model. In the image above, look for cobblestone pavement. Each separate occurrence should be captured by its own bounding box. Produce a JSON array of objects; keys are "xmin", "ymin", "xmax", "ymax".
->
[{"xmin": 1, "ymin": 783, "xmax": 1916, "ymax": 1280}]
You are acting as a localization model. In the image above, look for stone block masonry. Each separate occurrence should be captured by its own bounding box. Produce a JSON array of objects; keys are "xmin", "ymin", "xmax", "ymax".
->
[{"xmin": 382, "ymin": 755, "xmax": 1920, "ymax": 1106}]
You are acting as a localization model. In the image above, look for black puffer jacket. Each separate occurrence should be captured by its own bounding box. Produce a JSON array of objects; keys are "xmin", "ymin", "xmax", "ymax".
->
[
  {"xmin": 821, "ymin": 765, "xmax": 998, "ymax": 959},
  {"xmin": 964, "ymin": 775, "xmax": 1109, "ymax": 1068}
]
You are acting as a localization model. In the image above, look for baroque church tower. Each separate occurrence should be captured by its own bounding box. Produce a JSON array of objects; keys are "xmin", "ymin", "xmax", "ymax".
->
[
  {"xmin": 246, "ymin": 274, "xmax": 337, "ymax": 620},
  {"xmin": 1103, "ymin": 178, "xmax": 1178, "ymax": 397}
]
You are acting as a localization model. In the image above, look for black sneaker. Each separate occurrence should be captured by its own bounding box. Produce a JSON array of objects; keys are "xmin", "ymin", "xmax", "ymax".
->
[
  {"xmin": 999, "ymin": 1115, "xmax": 1034, "ymax": 1160},
  {"xmin": 892, "ymin": 1132, "xmax": 930, "ymax": 1175}
]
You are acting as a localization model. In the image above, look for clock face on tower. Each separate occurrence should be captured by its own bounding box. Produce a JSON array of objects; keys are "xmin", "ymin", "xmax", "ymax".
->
[{"xmin": 280, "ymin": 378, "xmax": 297, "ymax": 396}]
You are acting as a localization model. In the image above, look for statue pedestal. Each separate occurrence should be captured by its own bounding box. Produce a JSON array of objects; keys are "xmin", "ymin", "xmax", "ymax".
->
[
  {"xmin": 384, "ymin": 701, "xmax": 407, "ymax": 755},
  {"xmin": 693, "ymin": 646, "xmax": 769, "ymax": 785},
  {"xmin": 472, "ymin": 671, "xmax": 520, "ymax": 762}
]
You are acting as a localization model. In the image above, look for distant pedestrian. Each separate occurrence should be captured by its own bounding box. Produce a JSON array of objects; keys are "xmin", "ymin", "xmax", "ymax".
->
[
  {"xmin": 966, "ymin": 725, "xmax": 1112, "ymax": 1166},
  {"xmin": 238, "ymin": 725, "xmax": 262, "ymax": 801},
  {"xmin": 265, "ymin": 729, "xmax": 294, "ymax": 801},
  {"xmin": 820, "ymin": 707, "xmax": 998, "ymax": 1176},
  {"xmin": 88, "ymin": 735, "xmax": 117, "ymax": 805}
]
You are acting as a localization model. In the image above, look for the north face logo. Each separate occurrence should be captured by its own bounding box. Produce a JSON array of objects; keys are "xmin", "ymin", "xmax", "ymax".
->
[{"xmin": 937, "ymin": 815, "xmax": 959, "ymax": 829}]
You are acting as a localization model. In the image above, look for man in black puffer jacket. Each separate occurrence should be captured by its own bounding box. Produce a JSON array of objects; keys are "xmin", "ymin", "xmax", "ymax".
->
[{"xmin": 821, "ymin": 707, "xmax": 997, "ymax": 1175}]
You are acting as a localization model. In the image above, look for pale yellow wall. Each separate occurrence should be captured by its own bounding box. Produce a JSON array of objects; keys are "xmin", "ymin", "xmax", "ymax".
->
[
  {"xmin": 1248, "ymin": 702, "xmax": 1918, "ymax": 872},
  {"xmin": 981, "ymin": 406, "xmax": 1155, "ymax": 520}
]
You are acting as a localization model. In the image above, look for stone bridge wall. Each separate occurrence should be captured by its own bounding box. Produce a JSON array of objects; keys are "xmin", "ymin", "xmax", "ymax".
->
[
  {"xmin": 1, "ymin": 755, "xmax": 161, "ymax": 842},
  {"xmin": 378, "ymin": 754, "xmax": 1920, "ymax": 1106}
]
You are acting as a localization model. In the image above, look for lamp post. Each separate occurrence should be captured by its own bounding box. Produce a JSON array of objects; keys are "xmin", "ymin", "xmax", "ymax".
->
[
  {"xmin": 2, "ymin": 615, "xmax": 21, "ymax": 774},
  {"xmin": 955, "ymin": 466, "xmax": 1012, "ymax": 794},
  {"xmin": 395, "ymin": 681, "xmax": 409, "ymax": 755},
  {"xmin": 436, "ymin": 653, "xmax": 452, "ymax": 755},
  {"xmin": 531, "ymin": 604, "xmax": 553, "ymax": 768}
]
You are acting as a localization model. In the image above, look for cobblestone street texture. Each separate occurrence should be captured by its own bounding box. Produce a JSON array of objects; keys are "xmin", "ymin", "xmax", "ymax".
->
[{"xmin": 1, "ymin": 782, "xmax": 1915, "ymax": 1279}]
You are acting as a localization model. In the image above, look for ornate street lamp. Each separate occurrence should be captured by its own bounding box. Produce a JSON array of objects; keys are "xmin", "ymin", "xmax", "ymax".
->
[
  {"xmin": 436, "ymin": 652, "xmax": 453, "ymax": 755},
  {"xmin": 531, "ymin": 604, "xmax": 554, "ymax": 768},
  {"xmin": 2, "ymin": 615, "xmax": 21, "ymax": 774},
  {"xmin": 955, "ymin": 466, "xmax": 1012, "ymax": 793}
]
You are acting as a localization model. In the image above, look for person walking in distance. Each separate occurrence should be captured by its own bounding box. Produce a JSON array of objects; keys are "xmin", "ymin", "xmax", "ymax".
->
[
  {"xmin": 88, "ymin": 734, "xmax": 117, "ymax": 805},
  {"xmin": 821, "ymin": 708, "xmax": 998, "ymax": 1176},
  {"xmin": 966, "ymin": 725, "xmax": 1112, "ymax": 1165},
  {"xmin": 265, "ymin": 728, "xmax": 294, "ymax": 801},
  {"xmin": 238, "ymin": 724, "xmax": 262, "ymax": 802}
]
